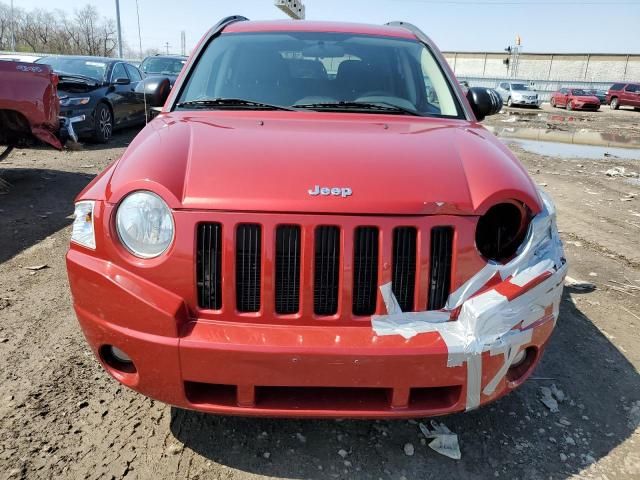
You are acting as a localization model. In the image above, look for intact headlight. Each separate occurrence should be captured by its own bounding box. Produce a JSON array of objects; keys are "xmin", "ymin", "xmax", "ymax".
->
[
  {"xmin": 60, "ymin": 96, "xmax": 91, "ymax": 107},
  {"xmin": 71, "ymin": 201, "xmax": 96, "ymax": 249},
  {"xmin": 115, "ymin": 191, "xmax": 174, "ymax": 258}
]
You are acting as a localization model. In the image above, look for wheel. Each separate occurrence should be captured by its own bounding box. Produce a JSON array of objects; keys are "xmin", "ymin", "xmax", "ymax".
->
[
  {"xmin": 550, "ymin": 97, "xmax": 556, "ymax": 108},
  {"xmin": 566, "ymin": 100, "xmax": 573, "ymax": 111},
  {"xmin": 610, "ymin": 97, "xmax": 619, "ymax": 110},
  {"xmin": 93, "ymin": 103, "xmax": 113, "ymax": 143},
  {"xmin": 507, "ymin": 97, "xmax": 513, "ymax": 107}
]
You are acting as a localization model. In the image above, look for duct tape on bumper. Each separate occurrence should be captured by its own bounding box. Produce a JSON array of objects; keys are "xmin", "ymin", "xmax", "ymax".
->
[{"xmin": 372, "ymin": 189, "xmax": 567, "ymax": 410}]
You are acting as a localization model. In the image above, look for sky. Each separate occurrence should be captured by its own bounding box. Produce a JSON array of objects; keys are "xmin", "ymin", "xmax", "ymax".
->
[{"xmin": 10, "ymin": 0, "xmax": 640, "ymax": 55}]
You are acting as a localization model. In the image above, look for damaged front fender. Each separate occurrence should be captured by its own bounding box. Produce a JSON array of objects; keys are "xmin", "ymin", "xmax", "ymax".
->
[{"xmin": 372, "ymin": 189, "xmax": 567, "ymax": 410}]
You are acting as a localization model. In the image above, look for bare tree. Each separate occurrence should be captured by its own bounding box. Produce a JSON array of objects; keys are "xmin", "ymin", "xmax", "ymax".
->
[{"xmin": 0, "ymin": 1, "xmax": 118, "ymax": 56}]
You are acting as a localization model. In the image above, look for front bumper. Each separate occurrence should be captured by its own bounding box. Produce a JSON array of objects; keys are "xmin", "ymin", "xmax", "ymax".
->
[
  {"xmin": 67, "ymin": 248, "xmax": 564, "ymax": 418},
  {"xmin": 60, "ymin": 105, "xmax": 95, "ymax": 136},
  {"xmin": 511, "ymin": 97, "xmax": 540, "ymax": 106}
]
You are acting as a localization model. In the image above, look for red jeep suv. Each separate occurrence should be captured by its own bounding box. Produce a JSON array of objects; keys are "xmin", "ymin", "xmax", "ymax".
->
[
  {"xmin": 66, "ymin": 17, "xmax": 566, "ymax": 418},
  {"xmin": 606, "ymin": 82, "xmax": 640, "ymax": 110}
]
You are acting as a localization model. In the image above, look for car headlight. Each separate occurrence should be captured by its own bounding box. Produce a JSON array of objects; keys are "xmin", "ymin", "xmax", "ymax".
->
[
  {"xmin": 71, "ymin": 201, "xmax": 96, "ymax": 249},
  {"xmin": 115, "ymin": 191, "xmax": 174, "ymax": 258},
  {"xmin": 59, "ymin": 96, "xmax": 90, "ymax": 107}
]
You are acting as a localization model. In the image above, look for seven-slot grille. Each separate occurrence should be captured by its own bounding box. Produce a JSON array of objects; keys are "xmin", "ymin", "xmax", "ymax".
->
[{"xmin": 196, "ymin": 222, "xmax": 455, "ymax": 317}]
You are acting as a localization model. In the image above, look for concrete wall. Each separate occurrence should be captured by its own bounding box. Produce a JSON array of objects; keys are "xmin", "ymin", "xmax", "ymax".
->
[{"xmin": 443, "ymin": 52, "xmax": 640, "ymax": 82}]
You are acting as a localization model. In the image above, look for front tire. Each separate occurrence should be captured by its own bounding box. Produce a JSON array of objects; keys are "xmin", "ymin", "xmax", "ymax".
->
[
  {"xmin": 93, "ymin": 103, "xmax": 113, "ymax": 143},
  {"xmin": 566, "ymin": 100, "xmax": 573, "ymax": 111},
  {"xmin": 610, "ymin": 97, "xmax": 619, "ymax": 110},
  {"xmin": 507, "ymin": 97, "xmax": 513, "ymax": 107},
  {"xmin": 550, "ymin": 97, "xmax": 556, "ymax": 108}
]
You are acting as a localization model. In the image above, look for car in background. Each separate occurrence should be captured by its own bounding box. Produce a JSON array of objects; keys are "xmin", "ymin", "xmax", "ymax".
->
[
  {"xmin": 35, "ymin": 56, "xmax": 146, "ymax": 143},
  {"xmin": 496, "ymin": 82, "xmax": 540, "ymax": 108},
  {"xmin": 550, "ymin": 88, "xmax": 600, "ymax": 111},
  {"xmin": 585, "ymin": 89, "xmax": 607, "ymax": 105},
  {"xmin": 606, "ymin": 83, "xmax": 640, "ymax": 111},
  {"xmin": 139, "ymin": 54, "xmax": 187, "ymax": 86}
]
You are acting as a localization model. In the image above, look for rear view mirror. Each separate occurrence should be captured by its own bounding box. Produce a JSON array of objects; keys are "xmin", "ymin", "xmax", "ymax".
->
[
  {"xmin": 113, "ymin": 77, "xmax": 130, "ymax": 85},
  {"xmin": 466, "ymin": 87, "xmax": 502, "ymax": 121},
  {"xmin": 135, "ymin": 76, "xmax": 171, "ymax": 107}
]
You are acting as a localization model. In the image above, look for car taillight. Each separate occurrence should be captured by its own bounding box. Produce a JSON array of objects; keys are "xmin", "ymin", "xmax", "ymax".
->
[{"xmin": 475, "ymin": 202, "xmax": 530, "ymax": 263}]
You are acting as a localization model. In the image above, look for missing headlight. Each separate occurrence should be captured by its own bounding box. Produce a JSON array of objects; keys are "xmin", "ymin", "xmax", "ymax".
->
[{"xmin": 476, "ymin": 202, "xmax": 529, "ymax": 263}]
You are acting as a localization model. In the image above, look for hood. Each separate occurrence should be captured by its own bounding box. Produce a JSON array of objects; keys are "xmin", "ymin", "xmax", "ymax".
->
[
  {"xmin": 105, "ymin": 111, "xmax": 541, "ymax": 216},
  {"xmin": 573, "ymin": 95, "xmax": 600, "ymax": 102},
  {"xmin": 57, "ymin": 74, "xmax": 102, "ymax": 94}
]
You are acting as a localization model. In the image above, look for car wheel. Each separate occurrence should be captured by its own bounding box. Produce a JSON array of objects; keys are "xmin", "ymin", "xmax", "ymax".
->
[
  {"xmin": 610, "ymin": 97, "xmax": 619, "ymax": 110},
  {"xmin": 93, "ymin": 103, "xmax": 113, "ymax": 143},
  {"xmin": 550, "ymin": 97, "xmax": 556, "ymax": 108},
  {"xmin": 507, "ymin": 97, "xmax": 513, "ymax": 107},
  {"xmin": 566, "ymin": 100, "xmax": 573, "ymax": 111}
]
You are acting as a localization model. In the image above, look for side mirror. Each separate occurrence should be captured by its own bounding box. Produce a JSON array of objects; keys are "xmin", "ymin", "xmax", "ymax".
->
[
  {"xmin": 112, "ymin": 77, "xmax": 130, "ymax": 85},
  {"xmin": 135, "ymin": 76, "xmax": 171, "ymax": 107},
  {"xmin": 466, "ymin": 87, "xmax": 502, "ymax": 122}
]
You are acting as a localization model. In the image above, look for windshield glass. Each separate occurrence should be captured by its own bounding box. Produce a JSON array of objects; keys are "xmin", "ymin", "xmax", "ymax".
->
[
  {"xmin": 511, "ymin": 84, "xmax": 530, "ymax": 91},
  {"xmin": 571, "ymin": 89, "xmax": 588, "ymax": 96},
  {"xmin": 37, "ymin": 57, "xmax": 106, "ymax": 81},
  {"xmin": 177, "ymin": 32, "xmax": 463, "ymax": 117},
  {"xmin": 141, "ymin": 57, "xmax": 186, "ymax": 75}
]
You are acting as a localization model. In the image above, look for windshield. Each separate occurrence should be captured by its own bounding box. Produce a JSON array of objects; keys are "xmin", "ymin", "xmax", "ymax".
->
[
  {"xmin": 176, "ymin": 32, "xmax": 463, "ymax": 118},
  {"xmin": 511, "ymin": 84, "xmax": 531, "ymax": 91},
  {"xmin": 36, "ymin": 57, "xmax": 106, "ymax": 81},
  {"xmin": 141, "ymin": 57, "xmax": 186, "ymax": 75},
  {"xmin": 571, "ymin": 89, "xmax": 588, "ymax": 96}
]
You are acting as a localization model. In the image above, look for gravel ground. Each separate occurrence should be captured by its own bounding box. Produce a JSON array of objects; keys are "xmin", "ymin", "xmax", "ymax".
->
[{"xmin": 0, "ymin": 107, "xmax": 639, "ymax": 480}]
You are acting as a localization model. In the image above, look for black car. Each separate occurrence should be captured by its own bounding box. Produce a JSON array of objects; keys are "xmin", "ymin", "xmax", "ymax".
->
[
  {"xmin": 586, "ymin": 89, "xmax": 608, "ymax": 105},
  {"xmin": 139, "ymin": 55, "xmax": 187, "ymax": 86},
  {"xmin": 35, "ymin": 56, "xmax": 146, "ymax": 143}
]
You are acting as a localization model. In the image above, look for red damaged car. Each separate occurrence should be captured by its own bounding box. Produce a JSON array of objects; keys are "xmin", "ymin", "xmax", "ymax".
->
[
  {"xmin": 550, "ymin": 88, "xmax": 600, "ymax": 111},
  {"xmin": 66, "ymin": 17, "xmax": 567, "ymax": 418}
]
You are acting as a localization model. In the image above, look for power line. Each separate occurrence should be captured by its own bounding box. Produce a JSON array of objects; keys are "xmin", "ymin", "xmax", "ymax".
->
[{"xmin": 398, "ymin": 0, "xmax": 637, "ymax": 4}]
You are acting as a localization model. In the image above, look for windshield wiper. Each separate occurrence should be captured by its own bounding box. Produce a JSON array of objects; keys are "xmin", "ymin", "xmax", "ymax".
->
[
  {"xmin": 175, "ymin": 98, "xmax": 298, "ymax": 111},
  {"xmin": 295, "ymin": 101, "xmax": 423, "ymax": 117}
]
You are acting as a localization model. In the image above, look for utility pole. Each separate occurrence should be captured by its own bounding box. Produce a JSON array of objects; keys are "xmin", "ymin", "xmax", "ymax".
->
[
  {"xmin": 274, "ymin": 0, "xmax": 305, "ymax": 19},
  {"xmin": 10, "ymin": 0, "xmax": 16, "ymax": 51},
  {"xmin": 164, "ymin": 42, "xmax": 170, "ymax": 55},
  {"xmin": 115, "ymin": 0, "xmax": 123, "ymax": 58},
  {"xmin": 180, "ymin": 31, "xmax": 186, "ymax": 56}
]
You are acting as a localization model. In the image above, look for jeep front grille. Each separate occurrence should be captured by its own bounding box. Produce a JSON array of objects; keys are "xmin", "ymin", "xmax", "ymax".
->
[{"xmin": 196, "ymin": 218, "xmax": 456, "ymax": 320}]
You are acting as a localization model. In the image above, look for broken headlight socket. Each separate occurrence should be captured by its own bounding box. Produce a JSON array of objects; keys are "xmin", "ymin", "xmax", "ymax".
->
[{"xmin": 475, "ymin": 201, "xmax": 530, "ymax": 263}]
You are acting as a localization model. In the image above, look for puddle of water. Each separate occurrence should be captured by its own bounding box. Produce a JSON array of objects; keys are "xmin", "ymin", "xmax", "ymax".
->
[
  {"xmin": 486, "ymin": 125, "xmax": 640, "ymax": 149},
  {"xmin": 504, "ymin": 138, "xmax": 640, "ymax": 160}
]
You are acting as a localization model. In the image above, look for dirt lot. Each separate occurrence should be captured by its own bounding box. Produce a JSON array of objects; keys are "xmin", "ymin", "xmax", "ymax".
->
[{"xmin": 1, "ymin": 106, "xmax": 639, "ymax": 480}]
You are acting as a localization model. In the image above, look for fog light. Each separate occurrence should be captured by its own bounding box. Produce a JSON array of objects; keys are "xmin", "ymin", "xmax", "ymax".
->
[
  {"xmin": 100, "ymin": 344, "xmax": 137, "ymax": 375},
  {"xmin": 511, "ymin": 349, "xmax": 527, "ymax": 367},
  {"xmin": 110, "ymin": 346, "xmax": 132, "ymax": 364}
]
